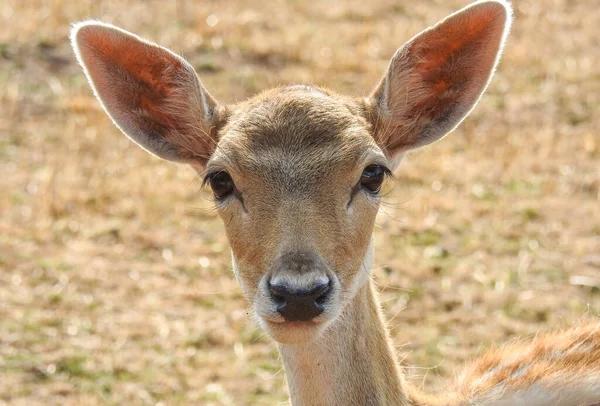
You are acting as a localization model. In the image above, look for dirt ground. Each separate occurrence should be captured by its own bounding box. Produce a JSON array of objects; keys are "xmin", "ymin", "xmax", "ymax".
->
[{"xmin": 1, "ymin": 0, "xmax": 599, "ymax": 404}]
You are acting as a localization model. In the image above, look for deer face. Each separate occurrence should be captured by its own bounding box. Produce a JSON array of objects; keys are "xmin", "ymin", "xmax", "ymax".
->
[
  {"xmin": 71, "ymin": 0, "xmax": 510, "ymax": 344},
  {"xmin": 206, "ymin": 87, "xmax": 387, "ymax": 342}
]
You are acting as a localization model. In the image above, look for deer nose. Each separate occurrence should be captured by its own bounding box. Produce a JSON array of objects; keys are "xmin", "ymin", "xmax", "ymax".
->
[{"xmin": 268, "ymin": 279, "xmax": 331, "ymax": 322}]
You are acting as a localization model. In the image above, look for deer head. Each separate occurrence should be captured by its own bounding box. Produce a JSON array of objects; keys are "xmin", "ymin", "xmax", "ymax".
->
[{"xmin": 71, "ymin": 0, "xmax": 510, "ymax": 345}]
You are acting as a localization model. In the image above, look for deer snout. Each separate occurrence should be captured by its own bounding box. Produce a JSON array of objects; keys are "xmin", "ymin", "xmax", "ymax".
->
[
  {"xmin": 267, "ymin": 251, "xmax": 333, "ymax": 322},
  {"xmin": 268, "ymin": 279, "xmax": 331, "ymax": 321}
]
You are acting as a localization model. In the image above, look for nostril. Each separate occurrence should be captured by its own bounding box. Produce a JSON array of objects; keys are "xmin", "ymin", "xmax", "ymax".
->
[
  {"xmin": 315, "ymin": 288, "xmax": 329, "ymax": 306},
  {"xmin": 312, "ymin": 281, "xmax": 330, "ymax": 295},
  {"xmin": 312, "ymin": 282, "xmax": 331, "ymax": 306},
  {"xmin": 268, "ymin": 284, "xmax": 287, "ymax": 307},
  {"xmin": 269, "ymin": 283, "xmax": 287, "ymax": 296},
  {"xmin": 271, "ymin": 293, "xmax": 286, "ymax": 307}
]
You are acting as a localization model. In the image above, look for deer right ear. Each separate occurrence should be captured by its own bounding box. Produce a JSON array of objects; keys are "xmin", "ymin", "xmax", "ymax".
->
[
  {"xmin": 367, "ymin": 0, "xmax": 512, "ymax": 167},
  {"xmin": 71, "ymin": 21, "xmax": 224, "ymax": 166}
]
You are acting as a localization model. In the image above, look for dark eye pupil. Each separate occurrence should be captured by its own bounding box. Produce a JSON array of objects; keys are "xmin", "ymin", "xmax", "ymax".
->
[
  {"xmin": 361, "ymin": 165, "xmax": 385, "ymax": 193},
  {"xmin": 209, "ymin": 171, "xmax": 234, "ymax": 199}
]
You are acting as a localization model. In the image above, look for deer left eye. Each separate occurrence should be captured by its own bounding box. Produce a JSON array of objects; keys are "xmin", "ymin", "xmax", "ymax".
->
[{"xmin": 360, "ymin": 165, "xmax": 387, "ymax": 193}]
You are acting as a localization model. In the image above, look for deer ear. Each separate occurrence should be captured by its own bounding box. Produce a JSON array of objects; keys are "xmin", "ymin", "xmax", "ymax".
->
[
  {"xmin": 71, "ymin": 21, "xmax": 224, "ymax": 166},
  {"xmin": 367, "ymin": 0, "xmax": 512, "ymax": 164}
]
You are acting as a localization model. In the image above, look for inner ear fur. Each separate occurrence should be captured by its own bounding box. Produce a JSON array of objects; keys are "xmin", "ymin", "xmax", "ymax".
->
[
  {"xmin": 71, "ymin": 21, "xmax": 226, "ymax": 165},
  {"xmin": 367, "ymin": 0, "xmax": 512, "ymax": 158}
]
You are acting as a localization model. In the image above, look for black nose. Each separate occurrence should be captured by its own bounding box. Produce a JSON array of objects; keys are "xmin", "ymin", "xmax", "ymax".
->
[{"xmin": 268, "ymin": 279, "xmax": 331, "ymax": 322}]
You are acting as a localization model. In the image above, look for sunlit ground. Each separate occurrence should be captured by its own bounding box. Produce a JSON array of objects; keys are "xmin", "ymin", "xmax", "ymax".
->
[{"xmin": 1, "ymin": 0, "xmax": 599, "ymax": 404}]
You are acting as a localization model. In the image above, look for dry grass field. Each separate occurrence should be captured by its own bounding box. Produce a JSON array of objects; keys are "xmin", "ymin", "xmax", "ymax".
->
[{"xmin": 1, "ymin": 0, "xmax": 599, "ymax": 404}]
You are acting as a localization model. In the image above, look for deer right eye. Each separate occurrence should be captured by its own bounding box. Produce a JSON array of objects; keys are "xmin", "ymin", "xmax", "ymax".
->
[{"xmin": 207, "ymin": 171, "xmax": 235, "ymax": 200}]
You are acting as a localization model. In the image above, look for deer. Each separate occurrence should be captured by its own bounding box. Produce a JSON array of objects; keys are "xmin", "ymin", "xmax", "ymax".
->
[{"xmin": 70, "ymin": 0, "xmax": 600, "ymax": 404}]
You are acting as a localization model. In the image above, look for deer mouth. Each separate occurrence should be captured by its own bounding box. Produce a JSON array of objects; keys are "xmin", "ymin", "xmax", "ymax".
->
[{"xmin": 261, "ymin": 318, "xmax": 328, "ymax": 344}]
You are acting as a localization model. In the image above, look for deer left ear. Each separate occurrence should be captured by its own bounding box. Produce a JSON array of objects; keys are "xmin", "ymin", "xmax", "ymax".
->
[{"xmin": 367, "ymin": 0, "xmax": 512, "ymax": 165}]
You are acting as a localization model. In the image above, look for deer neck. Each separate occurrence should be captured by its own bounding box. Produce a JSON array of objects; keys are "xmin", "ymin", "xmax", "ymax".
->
[{"xmin": 278, "ymin": 279, "xmax": 410, "ymax": 406}]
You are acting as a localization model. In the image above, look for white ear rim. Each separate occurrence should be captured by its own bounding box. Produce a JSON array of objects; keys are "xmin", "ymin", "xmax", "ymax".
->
[
  {"xmin": 373, "ymin": 0, "xmax": 513, "ymax": 160},
  {"xmin": 421, "ymin": 0, "xmax": 513, "ymax": 146},
  {"xmin": 70, "ymin": 21, "xmax": 217, "ymax": 163},
  {"xmin": 441, "ymin": 0, "xmax": 513, "ymax": 128}
]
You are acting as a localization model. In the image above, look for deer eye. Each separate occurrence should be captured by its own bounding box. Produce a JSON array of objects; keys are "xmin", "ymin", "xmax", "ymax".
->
[
  {"xmin": 360, "ymin": 165, "xmax": 388, "ymax": 193},
  {"xmin": 207, "ymin": 171, "xmax": 235, "ymax": 200}
]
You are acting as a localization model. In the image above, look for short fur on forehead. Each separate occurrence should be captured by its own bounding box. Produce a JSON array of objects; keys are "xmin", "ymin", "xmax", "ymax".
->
[{"xmin": 212, "ymin": 86, "xmax": 380, "ymax": 191}]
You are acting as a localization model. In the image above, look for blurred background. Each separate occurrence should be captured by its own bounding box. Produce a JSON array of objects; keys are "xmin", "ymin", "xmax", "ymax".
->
[{"xmin": 1, "ymin": 0, "xmax": 598, "ymax": 404}]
